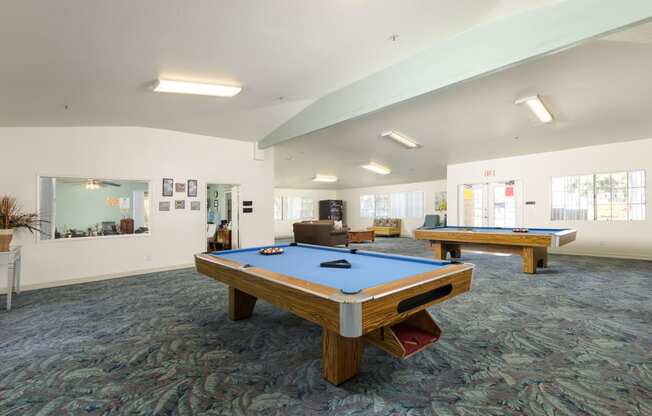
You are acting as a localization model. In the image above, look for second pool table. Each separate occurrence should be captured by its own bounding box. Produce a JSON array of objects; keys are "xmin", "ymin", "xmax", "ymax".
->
[
  {"xmin": 195, "ymin": 243, "xmax": 474, "ymax": 385},
  {"xmin": 415, "ymin": 226, "xmax": 576, "ymax": 274}
]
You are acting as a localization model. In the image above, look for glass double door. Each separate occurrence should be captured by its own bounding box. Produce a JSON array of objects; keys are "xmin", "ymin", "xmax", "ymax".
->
[{"xmin": 459, "ymin": 181, "xmax": 520, "ymax": 227}]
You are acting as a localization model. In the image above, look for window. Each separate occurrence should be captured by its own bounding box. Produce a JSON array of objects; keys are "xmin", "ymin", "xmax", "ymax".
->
[
  {"xmin": 300, "ymin": 197, "xmax": 314, "ymax": 219},
  {"xmin": 390, "ymin": 193, "xmax": 406, "ymax": 218},
  {"xmin": 360, "ymin": 191, "xmax": 425, "ymax": 219},
  {"xmin": 552, "ymin": 175, "xmax": 594, "ymax": 221},
  {"xmin": 360, "ymin": 195, "xmax": 375, "ymax": 218},
  {"xmin": 406, "ymin": 191, "xmax": 424, "ymax": 218},
  {"xmin": 286, "ymin": 196, "xmax": 314, "ymax": 220},
  {"xmin": 38, "ymin": 176, "xmax": 151, "ymax": 240},
  {"xmin": 374, "ymin": 194, "xmax": 391, "ymax": 218},
  {"xmin": 551, "ymin": 170, "xmax": 645, "ymax": 221},
  {"xmin": 274, "ymin": 196, "xmax": 283, "ymax": 220}
]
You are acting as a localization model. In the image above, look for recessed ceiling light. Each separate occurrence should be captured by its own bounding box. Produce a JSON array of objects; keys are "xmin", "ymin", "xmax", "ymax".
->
[
  {"xmin": 362, "ymin": 162, "xmax": 391, "ymax": 175},
  {"xmin": 154, "ymin": 79, "xmax": 242, "ymax": 98},
  {"xmin": 312, "ymin": 174, "xmax": 338, "ymax": 183},
  {"xmin": 515, "ymin": 95, "xmax": 553, "ymax": 123},
  {"xmin": 380, "ymin": 131, "xmax": 420, "ymax": 149}
]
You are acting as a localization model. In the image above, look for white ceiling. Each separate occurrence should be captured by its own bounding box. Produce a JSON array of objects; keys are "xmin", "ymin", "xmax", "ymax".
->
[
  {"xmin": 0, "ymin": 0, "xmax": 560, "ymax": 141},
  {"xmin": 274, "ymin": 23, "xmax": 652, "ymax": 189}
]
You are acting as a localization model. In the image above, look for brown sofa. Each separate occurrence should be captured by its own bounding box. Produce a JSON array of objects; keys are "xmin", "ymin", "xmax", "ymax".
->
[
  {"xmin": 368, "ymin": 218, "xmax": 401, "ymax": 237},
  {"xmin": 293, "ymin": 220, "xmax": 348, "ymax": 247}
]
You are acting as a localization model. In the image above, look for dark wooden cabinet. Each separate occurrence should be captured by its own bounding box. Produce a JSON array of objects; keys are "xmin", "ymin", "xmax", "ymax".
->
[
  {"xmin": 120, "ymin": 218, "xmax": 134, "ymax": 234},
  {"xmin": 319, "ymin": 200, "xmax": 344, "ymax": 221}
]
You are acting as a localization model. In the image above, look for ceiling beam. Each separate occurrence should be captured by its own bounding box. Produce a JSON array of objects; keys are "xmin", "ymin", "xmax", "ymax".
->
[{"xmin": 259, "ymin": 0, "xmax": 652, "ymax": 149}]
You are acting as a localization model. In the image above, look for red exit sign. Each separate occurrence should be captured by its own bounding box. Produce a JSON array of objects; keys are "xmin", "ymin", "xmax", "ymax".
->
[{"xmin": 483, "ymin": 169, "xmax": 496, "ymax": 177}]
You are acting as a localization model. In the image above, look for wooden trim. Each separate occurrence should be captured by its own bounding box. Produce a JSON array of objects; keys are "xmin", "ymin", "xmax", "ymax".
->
[
  {"xmin": 361, "ymin": 268, "xmax": 473, "ymax": 333},
  {"xmin": 195, "ymin": 254, "xmax": 341, "ymax": 333},
  {"xmin": 360, "ymin": 262, "xmax": 473, "ymax": 299},
  {"xmin": 415, "ymin": 229, "xmax": 553, "ymax": 247},
  {"xmin": 196, "ymin": 253, "xmax": 337, "ymax": 300},
  {"xmin": 557, "ymin": 229, "xmax": 577, "ymax": 246}
]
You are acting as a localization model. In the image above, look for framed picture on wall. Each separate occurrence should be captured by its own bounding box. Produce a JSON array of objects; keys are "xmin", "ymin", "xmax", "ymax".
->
[
  {"xmin": 162, "ymin": 178, "xmax": 174, "ymax": 197},
  {"xmin": 190, "ymin": 201, "xmax": 201, "ymax": 211},
  {"xmin": 159, "ymin": 201, "xmax": 170, "ymax": 211},
  {"xmin": 187, "ymin": 179, "xmax": 198, "ymax": 197},
  {"xmin": 435, "ymin": 192, "xmax": 447, "ymax": 211},
  {"xmin": 175, "ymin": 200, "xmax": 185, "ymax": 209},
  {"xmin": 175, "ymin": 183, "xmax": 186, "ymax": 193}
]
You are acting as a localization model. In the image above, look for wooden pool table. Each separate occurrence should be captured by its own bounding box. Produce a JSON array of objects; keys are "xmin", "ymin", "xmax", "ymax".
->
[
  {"xmin": 414, "ymin": 226, "xmax": 576, "ymax": 274},
  {"xmin": 195, "ymin": 243, "xmax": 474, "ymax": 385}
]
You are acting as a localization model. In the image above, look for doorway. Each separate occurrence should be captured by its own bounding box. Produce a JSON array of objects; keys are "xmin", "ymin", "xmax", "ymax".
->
[
  {"xmin": 458, "ymin": 180, "xmax": 521, "ymax": 227},
  {"xmin": 206, "ymin": 183, "xmax": 240, "ymax": 251}
]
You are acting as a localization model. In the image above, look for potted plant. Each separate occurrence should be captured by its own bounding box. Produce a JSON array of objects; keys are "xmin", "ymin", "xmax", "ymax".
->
[{"xmin": 0, "ymin": 196, "xmax": 45, "ymax": 251}]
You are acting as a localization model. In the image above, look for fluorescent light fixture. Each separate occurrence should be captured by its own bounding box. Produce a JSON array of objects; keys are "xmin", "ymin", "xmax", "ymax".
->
[
  {"xmin": 361, "ymin": 162, "xmax": 391, "ymax": 175},
  {"xmin": 380, "ymin": 130, "xmax": 420, "ymax": 148},
  {"xmin": 312, "ymin": 174, "xmax": 338, "ymax": 183},
  {"xmin": 515, "ymin": 95, "xmax": 553, "ymax": 123},
  {"xmin": 154, "ymin": 79, "xmax": 242, "ymax": 97}
]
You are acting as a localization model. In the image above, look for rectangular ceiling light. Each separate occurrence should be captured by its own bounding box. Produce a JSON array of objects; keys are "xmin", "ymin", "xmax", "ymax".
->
[
  {"xmin": 514, "ymin": 95, "xmax": 553, "ymax": 123},
  {"xmin": 154, "ymin": 79, "xmax": 242, "ymax": 98},
  {"xmin": 312, "ymin": 174, "xmax": 338, "ymax": 183},
  {"xmin": 361, "ymin": 162, "xmax": 391, "ymax": 175},
  {"xmin": 380, "ymin": 131, "xmax": 420, "ymax": 148}
]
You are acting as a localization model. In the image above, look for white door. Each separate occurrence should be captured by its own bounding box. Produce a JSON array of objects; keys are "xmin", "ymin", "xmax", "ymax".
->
[
  {"xmin": 459, "ymin": 181, "xmax": 523, "ymax": 227},
  {"xmin": 490, "ymin": 182, "xmax": 515, "ymax": 227},
  {"xmin": 458, "ymin": 184, "xmax": 488, "ymax": 227},
  {"xmin": 230, "ymin": 186, "xmax": 241, "ymax": 249}
]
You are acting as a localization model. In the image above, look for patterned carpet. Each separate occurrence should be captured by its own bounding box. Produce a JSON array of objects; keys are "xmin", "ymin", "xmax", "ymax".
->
[{"xmin": 1, "ymin": 238, "xmax": 651, "ymax": 416}]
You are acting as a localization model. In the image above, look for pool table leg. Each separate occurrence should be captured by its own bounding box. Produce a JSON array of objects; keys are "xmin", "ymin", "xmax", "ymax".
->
[
  {"xmin": 322, "ymin": 328, "xmax": 365, "ymax": 385},
  {"xmin": 229, "ymin": 287, "xmax": 257, "ymax": 320},
  {"xmin": 535, "ymin": 247, "xmax": 548, "ymax": 268},
  {"xmin": 522, "ymin": 247, "xmax": 548, "ymax": 274},
  {"xmin": 522, "ymin": 247, "xmax": 538, "ymax": 274}
]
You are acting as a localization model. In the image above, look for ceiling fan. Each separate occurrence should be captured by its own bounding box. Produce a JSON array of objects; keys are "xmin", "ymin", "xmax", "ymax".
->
[{"xmin": 58, "ymin": 178, "xmax": 122, "ymax": 189}]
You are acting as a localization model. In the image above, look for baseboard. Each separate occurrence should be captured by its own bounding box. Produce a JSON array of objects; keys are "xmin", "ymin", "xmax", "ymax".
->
[
  {"xmin": 550, "ymin": 249, "xmax": 652, "ymax": 261},
  {"xmin": 2, "ymin": 263, "xmax": 194, "ymax": 294}
]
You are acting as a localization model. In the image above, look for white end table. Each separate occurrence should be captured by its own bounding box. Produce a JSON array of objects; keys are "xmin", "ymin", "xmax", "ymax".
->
[{"xmin": 1, "ymin": 246, "xmax": 21, "ymax": 311}]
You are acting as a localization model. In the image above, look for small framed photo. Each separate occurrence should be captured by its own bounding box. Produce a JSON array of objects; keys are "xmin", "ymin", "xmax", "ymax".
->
[
  {"xmin": 175, "ymin": 183, "xmax": 186, "ymax": 193},
  {"xmin": 159, "ymin": 201, "xmax": 171, "ymax": 211},
  {"xmin": 162, "ymin": 178, "xmax": 174, "ymax": 197},
  {"xmin": 187, "ymin": 179, "xmax": 198, "ymax": 197},
  {"xmin": 213, "ymin": 200, "xmax": 219, "ymax": 208},
  {"xmin": 190, "ymin": 201, "xmax": 201, "ymax": 211},
  {"xmin": 175, "ymin": 200, "xmax": 185, "ymax": 209}
]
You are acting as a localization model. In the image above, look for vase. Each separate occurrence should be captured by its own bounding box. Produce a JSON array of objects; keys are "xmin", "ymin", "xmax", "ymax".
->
[{"xmin": 0, "ymin": 229, "xmax": 13, "ymax": 252}]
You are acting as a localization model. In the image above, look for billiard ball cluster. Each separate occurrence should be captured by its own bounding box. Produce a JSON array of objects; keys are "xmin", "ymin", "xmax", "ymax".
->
[{"xmin": 259, "ymin": 247, "xmax": 284, "ymax": 255}]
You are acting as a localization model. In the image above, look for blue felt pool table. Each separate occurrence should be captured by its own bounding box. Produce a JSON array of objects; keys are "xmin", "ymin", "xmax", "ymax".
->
[
  {"xmin": 195, "ymin": 243, "xmax": 474, "ymax": 385},
  {"xmin": 415, "ymin": 226, "xmax": 577, "ymax": 274}
]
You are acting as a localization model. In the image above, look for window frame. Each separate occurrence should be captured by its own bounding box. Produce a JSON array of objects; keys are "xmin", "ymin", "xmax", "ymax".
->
[
  {"xmin": 36, "ymin": 175, "xmax": 153, "ymax": 243},
  {"xmin": 550, "ymin": 169, "xmax": 646, "ymax": 222}
]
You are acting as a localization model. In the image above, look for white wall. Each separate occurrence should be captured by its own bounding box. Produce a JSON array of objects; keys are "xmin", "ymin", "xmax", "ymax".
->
[
  {"xmin": 273, "ymin": 188, "xmax": 337, "ymax": 238},
  {"xmin": 447, "ymin": 138, "xmax": 652, "ymax": 260},
  {"xmin": 0, "ymin": 127, "xmax": 274, "ymax": 290},
  {"xmin": 337, "ymin": 180, "xmax": 448, "ymax": 237}
]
